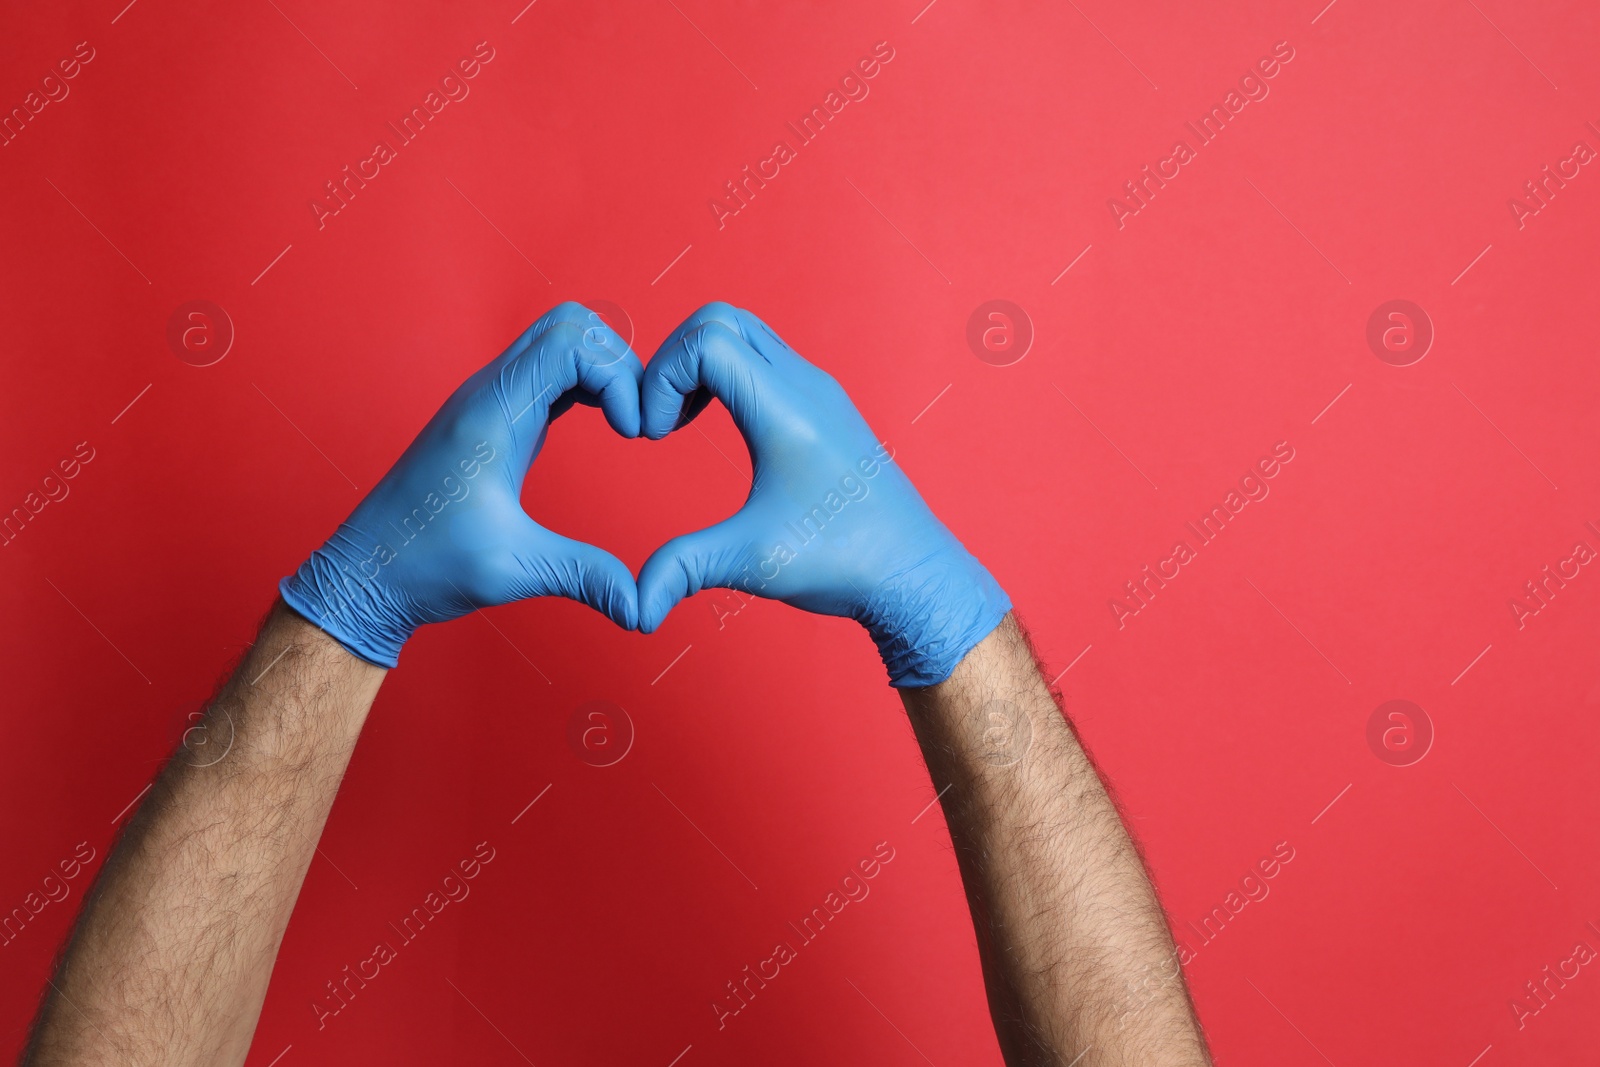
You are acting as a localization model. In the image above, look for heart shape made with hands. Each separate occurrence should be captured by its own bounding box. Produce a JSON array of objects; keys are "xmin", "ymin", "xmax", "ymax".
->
[
  {"xmin": 281, "ymin": 300, "xmax": 1009, "ymax": 685},
  {"xmin": 552, "ymin": 300, "xmax": 1009, "ymax": 688}
]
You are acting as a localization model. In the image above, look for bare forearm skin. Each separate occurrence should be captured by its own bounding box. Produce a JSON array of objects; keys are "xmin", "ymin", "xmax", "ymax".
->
[
  {"xmin": 25, "ymin": 601, "xmax": 385, "ymax": 1067},
  {"xmin": 900, "ymin": 614, "xmax": 1210, "ymax": 1067}
]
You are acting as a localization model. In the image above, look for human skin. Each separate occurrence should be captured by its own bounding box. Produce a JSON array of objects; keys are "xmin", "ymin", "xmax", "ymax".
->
[
  {"xmin": 23, "ymin": 603, "xmax": 384, "ymax": 1067},
  {"xmin": 901, "ymin": 616, "xmax": 1213, "ymax": 1065}
]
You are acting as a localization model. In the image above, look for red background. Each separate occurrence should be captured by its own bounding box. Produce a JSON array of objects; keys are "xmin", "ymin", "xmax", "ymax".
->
[{"xmin": 3, "ymin": 1, "xmax": 1598, "ymax": 1063}]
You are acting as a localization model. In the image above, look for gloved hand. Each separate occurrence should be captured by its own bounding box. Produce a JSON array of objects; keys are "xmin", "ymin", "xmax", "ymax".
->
[
  {"xmin": 636, "ymin": 303, "xmax": 1011, "ymax": 686},
  {"xmin": 280, "ymin": 302, "xmax": 642, "ymax": 667}
]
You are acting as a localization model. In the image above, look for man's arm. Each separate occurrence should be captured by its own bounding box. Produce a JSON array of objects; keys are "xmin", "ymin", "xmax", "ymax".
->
[
  {"xmin": 900, "ymin": 615, "xmax": 1211, "ymax": 1066},
  {"xmin": 25, "ymin": 603, "xmax": 384, "ymax": 1066},
  {"xmin": 634, "ymin": 303, "xmax": 1209, "ymax": 1064},
  {"xmin": 27, "ymin": 304, "xmax": 644, "ymax": 1065}
]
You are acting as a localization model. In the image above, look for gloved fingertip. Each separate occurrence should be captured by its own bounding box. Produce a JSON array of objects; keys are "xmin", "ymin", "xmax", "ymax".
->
[
  {"xmin": 641, "ymin": 397, "xmax": 683, "ymax": 441},
  {"xmin": 635, "ymin": 560, "xmax": 684, "ymax": 634},
  {"xmin": 633, "ymin": 583, "xmax": 661, "ymax": 633},
  {"xmin": 615, "ymin": 581, "xmax": 641, "ymax": 632},
  {"xmin": 603, "ymin": 401, "xmax": 642, "ymax": 440},
  {"xmin": 599, "ymin": 570, "xmax": 640, "ymax": 632},
  {"xmin": 640, "ymin": 591, "xmax": 681, "ymax": 635}
]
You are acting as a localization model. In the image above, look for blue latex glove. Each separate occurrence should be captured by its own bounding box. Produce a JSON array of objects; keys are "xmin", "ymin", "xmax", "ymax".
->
[
  {"xmin": 280, "ymin": 302, "xmax": 642, "ymax": 667},
  {"xmin": 636, "ymin": 303, "xmax": 1011, "ymax": 686}
]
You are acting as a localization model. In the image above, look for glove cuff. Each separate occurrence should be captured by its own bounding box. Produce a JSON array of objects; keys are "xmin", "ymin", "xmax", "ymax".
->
[
  {"xmin": 279, "ymin": 544, "xmax": 414, "ymax": 669},
  {"xmin": 865, "ymin": 553, "xmax": 1012, "ymax": 688}
]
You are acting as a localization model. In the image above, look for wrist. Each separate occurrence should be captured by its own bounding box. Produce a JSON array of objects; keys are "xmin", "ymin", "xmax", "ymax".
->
[
  {"xmin": 279, "ymin": 539, "xmax": 414, "ymax": 669},
  {"xmin": 862, "ymin": 550, "xmax": 1011, "ymax": 687},
  {"xmin": 204, "ymin": 603, "xmax": 384, "ymax": 764}
]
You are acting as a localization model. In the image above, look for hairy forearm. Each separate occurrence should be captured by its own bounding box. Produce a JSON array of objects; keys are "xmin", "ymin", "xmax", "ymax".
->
[
  {"xmin": 25, "ymin": 601, "xmax": 385, "ymax": 1067},
  {"xmin": 900, "ymin": 614, "xmax": 1210, "ymax": 1067}
]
